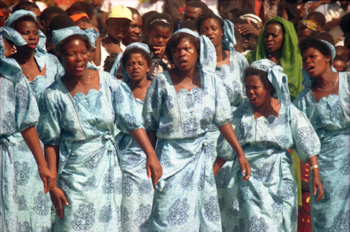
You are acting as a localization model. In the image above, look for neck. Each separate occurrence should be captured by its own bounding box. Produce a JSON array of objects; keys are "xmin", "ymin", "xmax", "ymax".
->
[
  {"xmin": 267, "ymin": 50, "xmax": 281, "ymax": 64},
  {"xmin": 15, "ymin": 48, "xmax": 35, "ymax": 65},
  {"xmin": 131, "ymin": 76, "xmax": 149, "ymax": 91},
  {"xmin": 65, "ymin": 70, "xmax": 90, "ymax": 84},
  {"xmin": 215, "ymin": 43, "xmax": 225, "ymax": 63},
  {"xmin": 177, "ymin": 66, "xmax": 197, "ymax": 81},
  {"xmin": 313, "ymin": 67, "xmax": 337, "ymax": 90},
  {"xmin": 254, "ymin": 96, "xmax": 275, "ymax": 114}
]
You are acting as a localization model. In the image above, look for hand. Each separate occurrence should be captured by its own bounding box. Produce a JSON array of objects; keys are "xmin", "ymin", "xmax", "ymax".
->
[
  {"xmin": 146, "ymin": 155, "xmax": 163, "ymax": 187},
  {"xmin": 312, "ymin": 170, "xmax": 324, "ymax": 202},
  {"xmin": 238, "ymin": 24, "xmax": 260, "ymax": 37},
  {"xmin": 238, "ymin": 155, "xmax": 251, "ymax": 181},
  {"xmin": 49, "ymin": 187, "xmax": 69, "ymax": 219},
  {"xmin": 38, "ymin": 165, "xmax": 56, "ymax": 193},
  {"xmin": 153, "ymin": 46, "xmax": 166, "ymax": 58}
]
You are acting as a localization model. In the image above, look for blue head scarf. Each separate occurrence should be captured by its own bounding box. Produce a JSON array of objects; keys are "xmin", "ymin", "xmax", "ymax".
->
[
  {"xmin": 52, "ymin": 26, "xmax": 98, "ymax": 48},
  {"xmin": 0, "ymin": 48, "xmax": 24, "ymax": 82},
  {"xmin": 172, "ymin": 28, "xmax": 217, "ymax": 75},
  {"xmin": 251, "ymin": 59, "xmax": 291, "ymax": 105},
  {"xmin": 222, "ymin": 19, "xmax": 236, "ymax": 51},
  {"xmin": 3, "ymin": 10, "xmax": 47, "ymax": 70}
]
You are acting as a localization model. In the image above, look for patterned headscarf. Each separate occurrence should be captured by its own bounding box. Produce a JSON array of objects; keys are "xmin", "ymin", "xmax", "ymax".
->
[
  {"xmin": 298, "ymin": 20, "xmax": 318, "ymax": 31},
  {"xmin": 222, "ymin": 19, "xmax": 236, "ymax": 51},
  {"xmin": 52, "ymin": 26, "xmax": 98, "ymax": 47},
  {"xmin": 0, "ymin": 49, "xmax": 23, "ymax": 82}
]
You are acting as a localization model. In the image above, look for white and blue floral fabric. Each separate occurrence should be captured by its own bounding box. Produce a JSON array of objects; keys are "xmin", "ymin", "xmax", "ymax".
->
[
  {"xmin": 216, "ymin": 60, "xmax": 321, "ymax": 232},
  {"xmin": 294, "ymin": 71, "xmax": 350, "ymax": 232},
  {"xmin": 0, "ymin": 53, "xmax": 40, "ymax": 232},
  {"xmin": 37, "ymin": 70, "xmax": 143, "ymax": 231}
]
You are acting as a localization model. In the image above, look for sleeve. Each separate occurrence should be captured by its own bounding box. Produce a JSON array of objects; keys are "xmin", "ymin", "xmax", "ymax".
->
[
  {"xmin": 110, "ymin": 76, "xmax": 143, "ymax": 132},
  {"xmin": 290, "ymin": 105, "xmax": 321, "ymax": 163},
  {"xmin": 100, "ymin": 0, "xmax": 110, "ymax": 13},
  {"xmin": 15, "ymin": 76, "xmax": 39, "ymax": 132},
  {"xmin": 213, "ymin": 77, "xmax": 233, "ymax": 128},
  {"xmin": 142, "ymin": 75, "xmax": 163, "ymax": 131},
  {"xmin": 37, "ymin": 89, "xmax": 62, "ymax": 145}
]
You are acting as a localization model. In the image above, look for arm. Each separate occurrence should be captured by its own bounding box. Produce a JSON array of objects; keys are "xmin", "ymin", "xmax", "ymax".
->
[
  {"xmin": 21, "ymin": 126, "xmax": 54, "ymax": 193},
  {"xmin": 218, "ymin": 123, "xmax": 250, "ymax": 181},
  {"xmin": 44, "ymin": 144, "xmax": 69, "ymax": 219},
  {"xmin": 130, "ymin": 128, "xmax": 162, "ymax": 187},
  {"xmin": 308, "ymin": 155, "xmax": 324, "ymax": 202}
]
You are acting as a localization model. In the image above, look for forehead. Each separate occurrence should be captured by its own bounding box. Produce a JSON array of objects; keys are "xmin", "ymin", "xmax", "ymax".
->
[
  {"xmin": 302, "ymin": 47, "xmax": 320, "ymax": 56},
  {"xmin": 132, "ymin": 14, "xmax": 142, "ymax": 25},
  {"xmin": 128, "ymin": 53, "xmax": 146, "ymax": 60},
  {"xmin": 108, "ymin": 18, "xmax": 130, "ymax": 25},
  {"xmin": 63, "ymin": 38, "xmax": 87, "ymax": 50},
  {"xmin": 151, "ymin": 25, "xmax": 171, "ymax": 35},
  {"xmin": 185, "ymin": 7, "xmax": 202, "ymax": 16},
  {"xmin": 201, "ymin": 18, "xmax": 220, "ymax": 27},
  {"xmin": 174, "ymin": 38, "xmax": 194, "ymax": 48},
  {"xmin": 16, "ymin": 20, "xmax": 38, "ymax": 30},
  {"xmin": 264, "ymin": 23, "xmax": 283, "ymax": 32},
  {"xmin": 245, "ymin": 74, "xmax": 264, "ymax": 83}
]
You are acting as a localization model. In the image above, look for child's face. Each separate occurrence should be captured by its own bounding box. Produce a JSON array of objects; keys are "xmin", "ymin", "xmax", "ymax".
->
[
  {"xmin": 148, "ymin": 25, "xmax": 172, "ymax": 48},
  {"xmin": 332, "ymin": 59, "xmax": 347, "ymax": 72},
  {"xmin": 126, "ymin": 53, "xmax": 150, "ymax": 81}
]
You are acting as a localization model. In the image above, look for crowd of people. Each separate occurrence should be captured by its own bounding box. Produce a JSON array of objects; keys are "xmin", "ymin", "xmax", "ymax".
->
[{"xmin": 0, "ymin": 0, "xmax": 349, "ymax": 232}]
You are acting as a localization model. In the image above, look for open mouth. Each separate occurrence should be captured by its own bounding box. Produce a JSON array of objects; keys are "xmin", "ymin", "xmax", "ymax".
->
[
  {"xmin": 306, "ymin": 66, "xmax": 315, "ymax": 73},
  {"xmin": 75, "ymin": 64, "xmax": 85, "ymax": 71},
  {"xmin": 179, "ymin": 60, "xmax": 188, "ymax": 67}
]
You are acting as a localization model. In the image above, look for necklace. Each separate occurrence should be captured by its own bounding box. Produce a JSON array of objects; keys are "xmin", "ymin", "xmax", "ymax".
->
[{"xmin": 317, "ymin": 76, "xmax": 338, "ymax": 92}]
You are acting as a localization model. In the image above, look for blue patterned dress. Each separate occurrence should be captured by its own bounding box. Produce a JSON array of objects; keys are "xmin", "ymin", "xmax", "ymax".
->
[
  {"xmin": 0, "ymin": 56, "xmax": 39, "ymax": 232},
  {"xmin": 37, "ymin": 70, "xmax": 143, "ymax": 231},
  {"xmin": 9, "ymin": 53, "xmax": 64, "ymax": 232},
  {"xmin": 294, "ymin": 72, "xmax": 350, "ymax": 232},
  {"xmin": 142, "ymin": 69, "xmax": 232, "ymax": 232},
  {"xmin": 117, "ymin": 99, "xmax": 154, "ymax": 232}
]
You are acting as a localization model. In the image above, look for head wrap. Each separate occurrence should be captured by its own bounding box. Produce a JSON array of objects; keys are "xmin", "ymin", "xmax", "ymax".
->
[
  {"xmin": 51, "ymin": 26, "xmax": 98, "ymax": 47},
  {"xmin": 302, "ymin": 39, "xmax": 337, "ymax": 88},
  {"xmin": 111, "ymin": 42, "xmax": 151, "ymax": 87},
  {"xmin": 251, "ymin": 59, "xmax": 291, "ymax": 105},
  {"xmin": 0, "ymin": 49, "xmax": 24, "ymax": 82},
  {"xmin": 70, "ymin": 13, "xmax": 89, "ymax": 22},
  {"xmin": 298, "ymin": 20, "xmax": 318, "ymax": 31},
  {"xmin": 107, "ymin": 5, "xmax": 134, "ymax": 22},
  {"xmin": 222, "ymin": 19, "xmax": 236, "ymax": 51},
  {"xmin": 246, "ymin": 16, "xmax": 303, "ymax": 100},
  {"xmin": 3, "ymin": 10, "xmax": 47, "ymax": 70},
  {"xmin": 172, "ymin": 28, "xmax": 217, "ymax": 75}
]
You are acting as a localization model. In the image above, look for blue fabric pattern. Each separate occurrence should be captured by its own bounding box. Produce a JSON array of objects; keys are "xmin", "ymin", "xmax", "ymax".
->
[
  {"xmin": 294, "ymin": 71, "xmax": 350, "ymax": 232},
  {"xmin": 216, "ymin": 61, "xmax": 321, "ymax": 231},
  {"xmin": 37, "ymin": 70, "xmax": 143, "ymax": 231},
  {"xmin": 0, "ymin": 53, "xmax": 39, "ymax": 232},
  {"xmin": 52, "ymin": 26, "xmax": 99, "ymax": 47}
]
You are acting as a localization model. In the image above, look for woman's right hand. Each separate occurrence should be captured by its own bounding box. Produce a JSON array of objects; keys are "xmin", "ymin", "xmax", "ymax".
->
[
  {"xmin": 146, "ymin": 155, "xmax": 163, "ymax": 188},
  {"xmin": 238, "ymin": 155, "xmax": 251, "ymax": 181},
  {"xmin": 49, "ymin": 187, "xmax": 69, "ymax": 219},
  {"xmin": 38, "ymin": 164, "xmax": 56, "ymax": 193}
]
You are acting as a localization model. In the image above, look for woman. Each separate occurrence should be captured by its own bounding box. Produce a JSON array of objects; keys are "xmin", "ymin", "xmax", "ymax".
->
[
  {"xmin": 2, "ymin": 9, "xmax": 63, "ymax": 231},
  {"xmin": 37, "ymin": 26, "xmax": 162, "ymax": 231},
  {"xmin": 116, "ymin": 42, "xmax": 154, "ymax": 232},
  {"xmin": 215, "ymin": 59, "xmax": 324, "ymax": 232},
  {"xmin": 142, "ymin": 28, "xmax": 250, "ymax": 231},
  {"xmin": 246, "ymin": 17, "xmax": 303, "ymax": 100},
  {"xmin": 294, "ymin": 37, "xmax": 349, "ymax": 231},
  {"xmin": 0, "ymin": 51, "xmax": 53, "ymax": 231}
]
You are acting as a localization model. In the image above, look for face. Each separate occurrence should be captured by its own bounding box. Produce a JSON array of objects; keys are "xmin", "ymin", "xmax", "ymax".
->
[
  {"xmin": 107, "ymin": 18, "xmax": 131, "ymax": 42},
  {"xmin": 184, "ymin": 7, "xmax": 202, "ymax": 21},
  {"xmin": 61, "ymin": 39, "xmax": 89, "ymax": 77},
  {"xmin": 263, "ymin": 23, "xmax": 284, "ymax": 54},
  {"xmin": 245, "ymin": 75, "xmax": 271, "ymax": 108},
  {"xmin": 148, "ymin": 25, "xmax": 172, "ymax": 48},
  {"xmin": 16, "ymin": 21, "xmax": 39, "ymax": 50},
  {"xmin": 125, "ymin": 14, "xmax": 142, "ymax": 43},
  {"xmin": 297, "ymin": 27, "xmax": 314, "ymax": 39},
  {"xmin": 302, "ymin": 47, "xmax": 331, "ymax": 78},
  {"xmin": 126, "ymin": 53, "xmax": 150, "ymax": 81},
  {"xmin": 332, "ymin": 60, "xmax": 347, "ymax": 72},
  {"xmin": 172, "ymin": 38, "xmax": 198, "ymax": 72},
  {"xmin": 200, "ymin": 18, "xmax": 223, "ymax": 47}
]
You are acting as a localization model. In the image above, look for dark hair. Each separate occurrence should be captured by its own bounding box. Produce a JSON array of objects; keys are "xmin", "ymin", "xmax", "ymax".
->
[
  {"xmin": 103, "ymin": 53, "xmax": 118, "ymax": 72},
  {"xmin": 165, "ymin": 32, "xmax": 200, "ymax": 64},
  {"xmin": 121, "ymin": 47, "xmax": 152, "ymax": 68},
  {"xmin": 307, "ymin": 12, "xmax": 326, "ymax": 30},
  {"xmin": 317, "ymin": 32, "xmax": 334, "ymax": 45},
  {"xmin": 55, "ymin": 34, "xmax": 93, "ymax": 58},
  {"xmin": 66, "ymin": 4, "xmax": 90, "ymax": 25},
  {"xmin": 147, "ymin": 13, "xmax": 174, "ymax": 33},
  {"xmin": 340, "ymin": 13, "xmax": 349, "ymax": 35},
  {"xmin": 12, "ymin": 1, "xmax": 39, "ymax": 13},
  {"xmin": 333, "ymin": 55, "xmax": 346, "ymax": 63},
  {"xmin": 265, "ymin": 20, "xmax": 285, "ymax": 35},
  {"xmin": 40, "ymin": 6, "xmax": 66, "ymax": 21},
  {"xmin": 196, "ymin": 13, "xmax": 224, "ymax": 34},
  {"xmin": 243, "ymin": 67, "xmax": 276, "ymax": 96},
  {"xmin": 127, "ymin": 7, "xmax": 140, "ymax": 16},
  {"xmin": 10, "ymin": 15, "xmax": 38, "ymax": 31},
  {"xmin": 49, "ymin": 14, "xmax": 76, "ymax": 31},
  {"xmin": 186, "ymin": 1, "xmax": 210, "ymax": 12},
  {"xmin": 299, "ymin": 36, "xmax": 332, "ymax": 60},
  {"xmin": 180, "ymin": 20, "xmax": 197, "ymax": 31},
  {"xmin": 76, "ymin": 2, "xmax": 95, "ymax": 19}
]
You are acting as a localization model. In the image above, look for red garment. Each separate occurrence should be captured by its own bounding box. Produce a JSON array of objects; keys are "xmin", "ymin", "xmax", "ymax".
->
[{"xmin": 298, "ymin": 161, "xmax": 312, "ymax": 232}]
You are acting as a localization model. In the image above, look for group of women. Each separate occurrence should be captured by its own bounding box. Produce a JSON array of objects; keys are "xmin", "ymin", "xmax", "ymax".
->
[{"xmin": 0, "ymin": 8, "xmax": 348, "ymax": 232}]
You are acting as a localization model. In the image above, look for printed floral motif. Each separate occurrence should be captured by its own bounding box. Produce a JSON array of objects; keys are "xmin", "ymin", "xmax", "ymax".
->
[
  {"xmin": 103, "ymin": 168, "xmax": 117, "ymax": 194},
  {"xmin": 181, "ymin": 170, "xmax": 193, "ymax": 188},
  {"xmin": 98, "ymin": 205, "xmax": 112, "ymax": 223},
  {"xmin": 134, "ymin": 204, "xmax": 152, "ymax": 226},
  {"xmin": 2, "ymin": 112, "xmax": 15, "ymax": 132},
  {"xmin": 84, "ymin": 150, "xmax": 104, "ymax": 169},
  {"xmin": 166, "ymin": 95, "xmax": 175, "ymax": 109},
  {"xmin": 296, "ymin": 127, "xmax": 318, "ymax": 152},
  {"xmin": 278, "ymin": 180, "xmax": 295, "ymax": 200},
  {"xmin": 18, "ymin": 221, "xmax": 33, "ymax": 232},
  {"xmin": 249, "ymin": 216, "xmax": 269, "ymax": 232},
  {"xmin": 182, "ymin": 118, "xmax": 197, "ymax": 137},
  {"xmin": 139, "ymin": 180, "xmax": 153, "ymax": 194},
  {"xmin": 16, "ymin": 84, "xmax": 30, "ymax": 109},
  {"xmin": 33, "ymin": 191, "xmax": 50, "ymax": 216},
  {"xmin": 123, "ymin": 174, "xmax": 134, "ymax": 197},
  {"xmin": 166, "ymin": 198, "xmax": 190, "ymax": 226},
  {"xmin": 71, "ymin": 203, "xmax": 96, "ymax": 230},
  {"xmin": 333, "ymin": 210, "xmax": 349, "ymax": 232},
  {"xmin": 255, "ymin": 162, "xmax": 274, "ymax": 183},
  {"xmin": 82, "ymin": 176, "xmax": 97, "ymax": 191},
  {"xmin": 197, "ymin": 166, "xmax": 205, "ymax": 191},
  {"xmin": 114, "ymin": 86, "xmax": 125, "ymax": 104},
  {"xmin": 204, "ymin": 196, "xmax": 220, "ymax": 221},
  {"xmin": 200, "ymin": 107, "xmax": 213, "ymax": 126},
  {"xmin": 17, "ymin": 195, "xmax": 27, "ymax": 211},
  {"xmin": 14, "ymin": 161, "xmax": 30, "ymax": 185},
  {"xmin": 159, "ymin": 124, "xmax": 174, "ymax": 136},
  {"xmin": 320, "ymin": 181, "xmax": 333, "ymax": 203}
]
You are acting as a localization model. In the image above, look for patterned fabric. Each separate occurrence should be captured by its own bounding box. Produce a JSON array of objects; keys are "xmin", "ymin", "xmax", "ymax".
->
[
  {"xmin": 117, "ymin": 99, "xmax": 153, "ymax": 232},
  {"xmin": 297, "ymin": 20, "xmax": 318, "ymax": 31},
  {"xmin": 294, "ymin": 71, "xmax": 350, "ymax": 232},
  {"xmin": 0, "ymin": 53, "xmax": 39, "ymax": 232},
  {"xmin": 51, "ymin": 26, "xmax": 99, "ymax": 47},
  {"xmin": 37, "ymin": 70, "xmax": 143, "ymax": 231},
  {"xmin": 216, "ymin": 62, "xmax": 321, "ymax": 231},
  {"xmin": 142, "ymin": 67, "xmax": 231, "ymax": 231}
]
